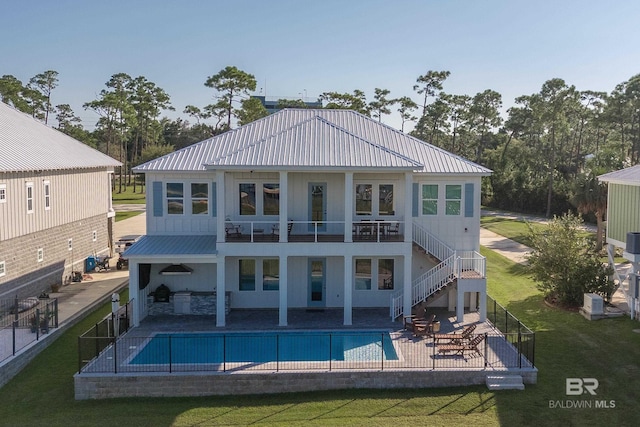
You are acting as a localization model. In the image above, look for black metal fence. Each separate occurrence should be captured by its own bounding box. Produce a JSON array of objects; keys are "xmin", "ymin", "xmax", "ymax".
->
[
  {"xmin": 0, "ymin": 297, "xmax": 59, "ymax": 363},
  {"xmin": 78, "ymin": 329, "xmax": 535, "ymax": 374},
  {"xmin": 77, "ymin": 301, "xmax": 132, "ymax": 372},
  {"xmin": 486, "ymin": 294, "xmax": 535, "ymax": 367}
]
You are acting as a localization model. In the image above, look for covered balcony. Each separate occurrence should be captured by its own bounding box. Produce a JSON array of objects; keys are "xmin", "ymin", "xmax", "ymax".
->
[{"xmin": 223, "ymin": 220, "xmax": 406, "ymax": 243}]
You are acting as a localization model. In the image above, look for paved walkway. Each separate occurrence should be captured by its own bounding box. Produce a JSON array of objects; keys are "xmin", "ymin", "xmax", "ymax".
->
[
  {"xmin": 50, "ymin": 210, "xmax": 147, "ymax": 326},
  {"xmin": 479, "ymin": 210, "xmax": 630, "ymax": 314}
]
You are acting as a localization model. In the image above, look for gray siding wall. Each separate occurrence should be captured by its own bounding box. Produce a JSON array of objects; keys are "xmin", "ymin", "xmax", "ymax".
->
[
  {"xmin": 0, "ymin": 214, "xmax": 110, "ymax": 299},
  {"xmin": 0, "ymin": 168, "xmax": 113, "ymax": 241}
]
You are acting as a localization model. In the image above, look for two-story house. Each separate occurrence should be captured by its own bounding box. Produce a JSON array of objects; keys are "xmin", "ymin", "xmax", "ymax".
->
[
  {"xmin": 125, "ymin": 109, "xmax": 491, "ymax": 327},
  {"xmin": 0, "ymin": 102, "xmax": 120, "ymax": 299}
]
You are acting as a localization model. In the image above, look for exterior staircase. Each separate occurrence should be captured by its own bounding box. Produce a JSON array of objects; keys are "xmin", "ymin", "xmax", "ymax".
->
[
  {"xmin": 486, "ymin": 375, "xmax": 525, "ymax": 390},
  {"xmin": 390, "ymin": 223, "xmax": 486, "ymax": 320}
]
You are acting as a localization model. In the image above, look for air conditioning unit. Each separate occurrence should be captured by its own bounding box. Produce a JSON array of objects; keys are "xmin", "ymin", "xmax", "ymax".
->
[{"xmin": 583, "ymin": 293, "xmax": 604, "ymax": 315}]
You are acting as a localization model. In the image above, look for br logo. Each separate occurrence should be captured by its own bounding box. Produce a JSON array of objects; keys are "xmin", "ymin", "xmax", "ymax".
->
[{"xmin": 566, "ymin": 378, "xmax": 598, "ymax": 396}]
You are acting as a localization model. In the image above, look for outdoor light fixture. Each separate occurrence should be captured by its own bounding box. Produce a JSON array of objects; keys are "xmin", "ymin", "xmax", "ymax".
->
[{"xmin": 159, "ymin": 264, "xmax": 193, "ymax": 275}]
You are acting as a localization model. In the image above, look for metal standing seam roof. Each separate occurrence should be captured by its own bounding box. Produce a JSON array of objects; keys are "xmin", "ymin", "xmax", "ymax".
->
[
  {"xmin": 208, "ymin": 115, "xmax": 421, "ymax": 169},
  {"xmin": 598, "ymin": 165, "xmax": 640, "ymax": 185},
  {"xmin": 134, "ymin": 109, "xmax": 491, "ymax": 175},
  {"xmin": 123, "ymin": 235, "xmax": 217, "ymax": 258},
  {"xmin": 0, "ymin": 102, "xmax": 121, "ymax": 172}
]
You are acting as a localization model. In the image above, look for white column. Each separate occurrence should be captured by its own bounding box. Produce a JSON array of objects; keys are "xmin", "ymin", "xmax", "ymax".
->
[
  {"xmin": 456, "ymin": 290, "xmax": 465, "ymax": 323},
  {"xmin": 279, "ymin": 171, "xmax": 288, "ymax": 242},
  {"xmin": 403, "ymin": 254, "xmax": 412, "ymax": 317},
  {"xmin": 129, "ymin": 261, "xmax": 140, "ymax": 327},
  {"xmin": 479, "ymin": 290, "xmax": 487, "ymax": 322},
  {"xmin": 216, "ymin": 171, "xmax": 226, "ymax": 244},
  {"xmin": 344, "ymin": 255, "xmax": 353, "ymax": 325},
  {"xmin": 216, "ymin": 257, "xmax": 226, "ymax": 327},
  {"xmin": 344, "ymin": 172, "xmax": 353, "ymax": 243},
  {"xmin": 404, "ymin": 172, "xmax": 413, "ymax": 243},
  {"xmin": 279, "ymin": 255, "xmax": 288, "ymax": 326}
]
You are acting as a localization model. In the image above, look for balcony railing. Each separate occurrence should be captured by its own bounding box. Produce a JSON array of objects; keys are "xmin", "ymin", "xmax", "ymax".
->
[{"xmin": 224, "ymin": 220, "xmax": 405, "ymax": 243}]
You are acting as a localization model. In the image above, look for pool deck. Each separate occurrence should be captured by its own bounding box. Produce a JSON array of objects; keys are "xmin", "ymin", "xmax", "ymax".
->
[{"xmin": 75, "ymin": 309, "xmax": 537, "ymax": 399}]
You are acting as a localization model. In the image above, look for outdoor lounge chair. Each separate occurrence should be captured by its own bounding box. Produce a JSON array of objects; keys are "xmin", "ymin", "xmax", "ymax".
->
[
  {"xmin": 437, "ymin": 334, "xmax": 485, "ymax": 356},
  {"xmin": 411, "ymin": 313, "xmax": 436, "ymax": 337},
  {"xmin": 433, "ymin": 323, "xmax": 476, "ymax": 344}
]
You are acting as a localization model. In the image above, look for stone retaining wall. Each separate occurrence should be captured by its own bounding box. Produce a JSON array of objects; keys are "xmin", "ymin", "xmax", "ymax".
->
[{"xmin": 74, "ymin": 368, "xmax": 537, "ymax": 400}]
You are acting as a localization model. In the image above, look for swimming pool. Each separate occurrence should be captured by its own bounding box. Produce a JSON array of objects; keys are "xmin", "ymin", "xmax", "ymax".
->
[{"xmin": 130, "ymin": 331, "xmax": 398, "ymax": 365}]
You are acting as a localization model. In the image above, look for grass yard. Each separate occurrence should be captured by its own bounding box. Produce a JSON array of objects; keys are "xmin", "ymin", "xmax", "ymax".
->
[
  {"xmin": 0, "ymin": 251, "xmax": 639, "ymax": 426},
  {"xmin": 115, "ymin": 211, "xmax": 143, "ymax": 222},
  {"xmin": 112, "ymin": 183, "xmax": 146, "ymax": 204}
]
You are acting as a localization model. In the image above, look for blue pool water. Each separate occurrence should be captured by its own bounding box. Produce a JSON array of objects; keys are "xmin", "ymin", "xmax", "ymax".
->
[{"xmin": 130, "ymin": 331, "xmax": 398, "ymax": 365}]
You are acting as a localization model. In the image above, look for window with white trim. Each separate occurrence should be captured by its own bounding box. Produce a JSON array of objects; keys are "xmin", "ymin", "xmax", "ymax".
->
[
  {"xmin": 445, "ymin": 185, "xmax": 462, "ymax": 215},
  {"xmin": 355, "ymin": 259, "xmax": 372, "ymax": 290},
  {"xmin": 92, "ymin": 230, "xmax": 97, "ymax": 242},
  {"xmin": 262, "ymin": 259, "xmax": 279, "ymax": 291},
  {"xmin": 378, "ymin": 259, "xmax": 395, "ymax": 290},
  {"xmin": 43, "ymin": 180, "xmax": 50, "ymax": 210},
  {"xmin": 422, "ymin": 184, "xmax": 438, "ymax": 215},
  {"xmin": 166, "ymin": 183, "xmax": 184, "ymax": 215},
  {"xmin": 0, "ymin": 183, "xmax": 6, "ymax": 203},
  {"xmin": 26, "ymin": 182, "xmax": 34, "ymax": 213},
  {"xmin": 239, "ymin": 259, "xmax": 256, "ymax": 291},
  {"xmin": 355, "ymin": 183, "xmax": 394, "ymax": 216},
  {"xmin": 37, "ymin": 248, "xmax": 44, "ymax": 263},
  {"xmin": 0, "ymin": 261, "xmax": 5, "ymax": 277},
  {"xmin": 68, "ymin": 238, "xmax": 73, "ymax": 251},
  {"xmin": 191, "ymin": 183, "xmax": 208, "ymax": 215}
]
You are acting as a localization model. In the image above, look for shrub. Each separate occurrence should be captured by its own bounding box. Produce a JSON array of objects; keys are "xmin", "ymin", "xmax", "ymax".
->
[{"xmin": 526, "ymin": 212, "xmax": 614, "ymax": 307}]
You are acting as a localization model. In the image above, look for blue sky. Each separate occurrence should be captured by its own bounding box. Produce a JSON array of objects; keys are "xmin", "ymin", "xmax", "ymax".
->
[{"xmin": 2, "ymin": 0, "xmax": 639, "ymax": 132}]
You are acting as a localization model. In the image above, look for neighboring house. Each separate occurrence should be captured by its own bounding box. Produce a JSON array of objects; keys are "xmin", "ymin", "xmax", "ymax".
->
[
  {"xmin": 252, "ymin": 95, "xmax": 323, "ymax": 114},
  {"xmin": 126, "ymin": 109, "xmax": 491, "ymax": 327},
  {"xmin": 599, "ymin": 165, "xmax": 640, "ymax": 318},
  {"xmin": 0, "ymin": 102, "xmax": 121, "ymax": 299}
]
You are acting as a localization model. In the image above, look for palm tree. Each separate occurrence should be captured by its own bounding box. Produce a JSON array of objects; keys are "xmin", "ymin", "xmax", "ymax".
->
[{"xmin": 570, "ymin": 172, "xmax": 608, "ymax": 251}]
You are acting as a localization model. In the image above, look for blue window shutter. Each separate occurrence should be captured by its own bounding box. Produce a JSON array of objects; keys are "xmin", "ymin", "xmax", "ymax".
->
[
  {"xmin": 152, "ymin": 181, "xmax": 163, "ymax": 217},
  {"xmin": 412, "ymin": 183, "xmax": 419, "ymax": 217},
  {"xmin": 464, "ymin": 183, "xmax": 474, "ymax": 217},
  {"xmin": 211, "ymin": 182, "xmax": 217, "ymax": 217}
]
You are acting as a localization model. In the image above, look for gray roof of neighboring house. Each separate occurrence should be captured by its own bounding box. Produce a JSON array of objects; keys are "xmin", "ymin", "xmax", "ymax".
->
[
  {"xmin": 598, "ymin": 165, "xmax": 640, "ymax": 185},
  {"xmin": 123, "ymin": 235, "xmax": 217, "ymax": 258},
  {"xmin": 134, "ymin": 109, "xmax": 491, "ymax": 175},
  {"xmin": 0, "ymin": 102, "xmax": 121, "ymax": 172}
]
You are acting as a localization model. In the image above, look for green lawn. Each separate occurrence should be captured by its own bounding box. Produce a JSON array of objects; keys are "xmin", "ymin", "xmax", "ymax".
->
[
  {"xmin": 112, "ymin": 183, "xmax": 146, "ymax": 204},
  {"xmin": 481, "ymin": 216, "xmax": 628, "ymax": 265},
  {"xmin": 1, "ymin": 251, "xmax": 639, "ymax": 426},
  {"xmin": 115, "ymin": 211, "xmax": 143, "ymax": 222}
]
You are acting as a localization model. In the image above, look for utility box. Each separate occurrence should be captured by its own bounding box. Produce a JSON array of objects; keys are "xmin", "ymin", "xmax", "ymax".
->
[
  {"xmin": 174, "ymin": 291, "xmax": 192, "ymax": 314},
  {"xmin": 583, "ymin": 293, "xmax": 604, "ymax": 315},
  {"xmin": 626, "ymin": 232, "xmax": 640, "ymax": 254}
]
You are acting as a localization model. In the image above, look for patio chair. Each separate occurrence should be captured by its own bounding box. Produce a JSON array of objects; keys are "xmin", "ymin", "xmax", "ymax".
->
[
  {"xmin": 433, "ymin": 323, "xmax": 476, "ymax": 344},
  {"xmin": 225, "ymin": 221, "xmax": 242, "ymax": 239},
  {"xmin": 411, "ymin": 313, "xmax": 436, "ymax": 337},
  {"xmin": 437, "ymin": 334, "xmax": 485, "ymax": 356},
  {"xmin": 386, "ymin": 222, "xmax": 399, "ymax": 237},
  {"xmin": 271, "ymin": 221, "xmax": 293, "ymax": 240}
]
